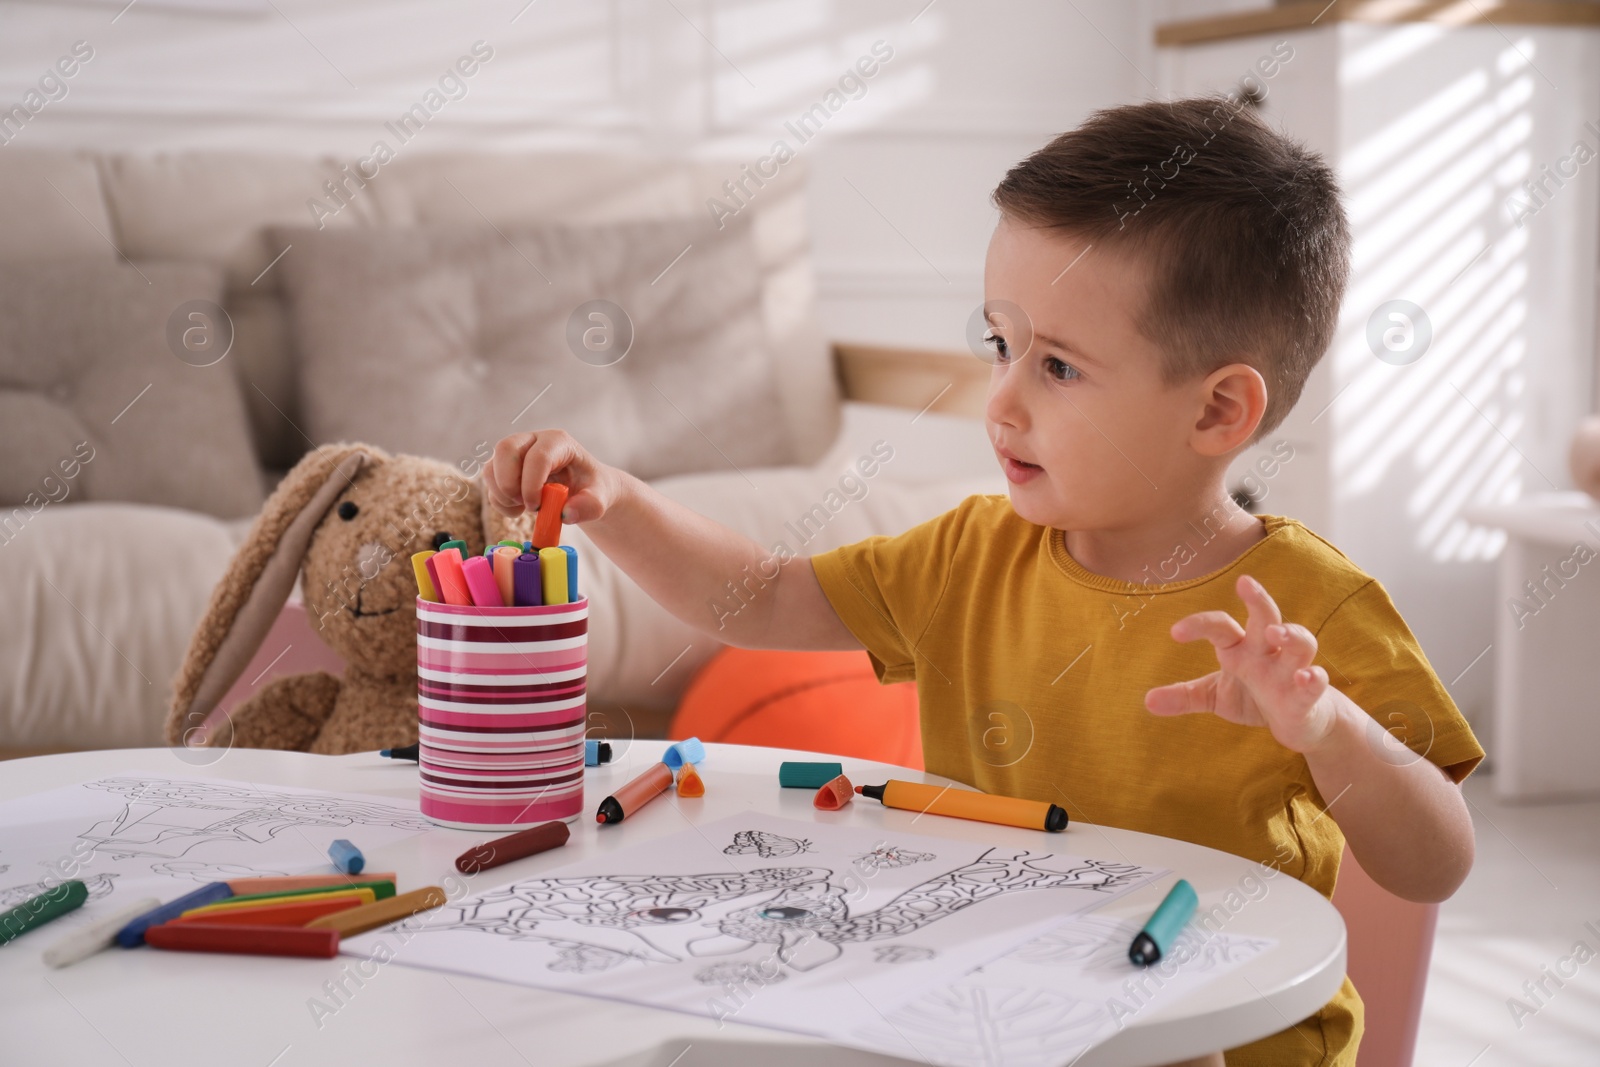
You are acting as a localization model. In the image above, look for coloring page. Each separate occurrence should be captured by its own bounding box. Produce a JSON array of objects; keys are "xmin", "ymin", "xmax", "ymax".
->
[
  {"xmin": 848, "ymin": 911, "xmax": 1277, "ymax": 1066},
  {"xmin": 342, "ymin": 812, "xmax": 1163, "ymax": 1039},
  {"xmin": 0, "ymin": 774, "xmax": 432, "ymax": 915}
]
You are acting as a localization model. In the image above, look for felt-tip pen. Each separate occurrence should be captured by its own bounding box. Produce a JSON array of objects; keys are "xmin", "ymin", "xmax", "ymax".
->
[
  {"xmin": 1129, "ymin": 879, "xmax": 1198, "ymax": 965},
  {"xmin": 596, "ymin": 763, "xmax": 675, "ymax": 824},
  {"xmin": 855, "ymin": 779, "xmax": 1068, "ymax": 832}
]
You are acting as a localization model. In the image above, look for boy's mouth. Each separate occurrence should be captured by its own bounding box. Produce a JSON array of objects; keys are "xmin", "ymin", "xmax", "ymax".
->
[{"xmin": 996, "ymin": 445, "xmax": 1043, "ymax": 484}]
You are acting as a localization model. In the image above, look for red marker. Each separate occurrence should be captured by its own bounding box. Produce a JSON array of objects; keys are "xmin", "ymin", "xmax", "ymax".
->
[
  {"xmin": 533, "ymin": 483, "xmax": 568, "ymax": 549},
  {"xmin": 455, "ymin": 820, "xmax": 570, "ymax": 875},
  {"xmin": 596, "ymin": 763, "xmax": 674, "ymax": 824},
  {"xmin": 144, "ymin": 922, "xmax": 340, "ymax": 958}
]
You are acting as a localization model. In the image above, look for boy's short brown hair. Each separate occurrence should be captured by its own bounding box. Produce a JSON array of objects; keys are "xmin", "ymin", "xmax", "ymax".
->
[{"xmin": 993, "ymin": 97, "xmax": 1350, "ymax": 436}]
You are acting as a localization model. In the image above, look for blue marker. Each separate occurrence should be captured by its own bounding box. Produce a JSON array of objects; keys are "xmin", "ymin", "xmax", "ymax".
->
[
  {"xmin": 328, "ymin": 839, "xmax": 365, "ymax": 876},
  {"xmin": 1128, "ymin": 879, "xmax": 1198, "ymax": 965},
  {"xmin": 116, "ymin": 883, "xmax": 234, "ymax": 947},
  {"xmin": 585, "ymin": 739, "xmax": 613, "ymax": 766},
  {"xmin": 561, "ymin": 545, "xmax": 579, "ymax": 601}
]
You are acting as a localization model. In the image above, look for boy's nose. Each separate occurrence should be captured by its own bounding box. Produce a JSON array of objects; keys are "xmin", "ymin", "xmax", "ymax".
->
[{"xmin": 985, "ymin": 365, "xmax": 1027, "ymax": 430}]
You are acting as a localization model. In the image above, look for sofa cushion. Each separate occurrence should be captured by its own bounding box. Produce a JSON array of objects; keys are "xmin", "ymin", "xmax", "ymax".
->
[
  {"xmin": 0, "ymin": 261, "xmax": 265, "ymax": 519},
  {"xmin": 272, "ymin": 214, "xmax": 797, "ymax": 480}
]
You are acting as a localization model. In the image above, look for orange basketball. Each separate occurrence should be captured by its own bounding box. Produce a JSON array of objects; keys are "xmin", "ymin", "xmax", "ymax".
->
[{"xmin": 669, "ymin": 648, "xmax": 922, "ymax": 769}]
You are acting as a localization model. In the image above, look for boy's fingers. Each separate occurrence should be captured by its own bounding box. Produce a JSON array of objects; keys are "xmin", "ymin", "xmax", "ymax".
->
[
  {"xmin": 490, "ymin": 433, "xmax": 537, "ymax": 507},
  {"xmin": 520, "ymin": 433, "xmax": 576, "ymax": 512},
  {"xmin": 1237, "ymin": 574, "xmax": 1283, "ymax": 647},
  {"xmin": 560, "ymin": 487, "xmax": 604, "ymax": 524},
  {"xmin": 1170, "ymin": 611, "xmax": 1245, "ymax": 649},
  {"xmin": 1267, "ymin": 622, "xmax": 1317, "ymax": 664},
  {"xmin": 1145, "ymin": 672, "xmax": 1220, "ymax": 716}
]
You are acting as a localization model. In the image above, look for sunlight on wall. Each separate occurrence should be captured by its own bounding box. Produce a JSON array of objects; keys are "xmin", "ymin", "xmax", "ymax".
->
[{"xmin": 1332, "ymin": 36, "xmax": 1540, "ymax": 564}]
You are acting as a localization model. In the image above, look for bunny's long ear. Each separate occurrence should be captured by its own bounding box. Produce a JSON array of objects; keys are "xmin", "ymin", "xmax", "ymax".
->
[{"xmin": 165, "ymin": 445, "xmax": 372, "ymax": 745}]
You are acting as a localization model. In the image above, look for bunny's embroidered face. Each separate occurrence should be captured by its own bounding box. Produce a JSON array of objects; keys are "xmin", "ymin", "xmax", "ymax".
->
[{"xmin": 300, "ymin": 454, "xmax": 484, "ymax": 676}]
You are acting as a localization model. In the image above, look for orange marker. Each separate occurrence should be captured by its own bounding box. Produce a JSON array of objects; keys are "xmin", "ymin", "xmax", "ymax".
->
[
  {"xmin": 492, "ymin": 546, "xmax": 520, "ymax": 606},
  {"xmin": 224, "ymin": 873, "xmax": 396, "ymax": 895},
  {"xmin": 813, "ymin": 774, "xmax": 854, "ymax": 810},
  {"xmin": 596, "ymin": 762, "xmax": 674, "ymax": 824},
  {"xmin": 855, "ymin": 780, "xmax": 1068, "ymax": 832},
  {"xmin": 431, "ymin": 548, "xmax": 472, "ymax": 606},
  {"xmin": 676, "ymin": 763, "xmax": 705, "ymax": 797},
  {"xmin": 533, "ymin": 483, "xmax": 568, "ymax": 549}
]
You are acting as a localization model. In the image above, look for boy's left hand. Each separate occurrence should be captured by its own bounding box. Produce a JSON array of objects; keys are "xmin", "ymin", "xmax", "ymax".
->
[{"xmin": 1145, "ymin": 574, "xmax": 1341, "ymax": 754}]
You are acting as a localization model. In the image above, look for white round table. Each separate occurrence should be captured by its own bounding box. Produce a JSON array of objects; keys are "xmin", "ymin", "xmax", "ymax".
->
[{"xmin": 0, "ymin": 742, "xmax": 1345, "ymax": 1067}]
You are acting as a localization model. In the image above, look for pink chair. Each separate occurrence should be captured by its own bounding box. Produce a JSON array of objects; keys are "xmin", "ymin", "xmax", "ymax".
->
[
  {"xmin": 1330, "ymin": 846, "xmax": 1439, "ymax": 1067},
  {"xmin": 201, "ymin": 601, "xmax": 346, "ymax": 736}
]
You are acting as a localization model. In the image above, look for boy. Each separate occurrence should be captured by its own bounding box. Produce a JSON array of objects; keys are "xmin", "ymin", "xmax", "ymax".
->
[{"xmin": 488, "ymin": 98, "xmax": 1483, "ymax": 1066}]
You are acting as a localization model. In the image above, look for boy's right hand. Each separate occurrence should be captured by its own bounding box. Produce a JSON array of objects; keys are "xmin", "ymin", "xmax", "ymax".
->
[{"xmin": 486, "ymin": 430, "xmax": 623, "ymax": 524}]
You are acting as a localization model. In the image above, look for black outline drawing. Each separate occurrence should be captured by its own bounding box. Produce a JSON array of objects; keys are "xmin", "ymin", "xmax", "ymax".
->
[
  {"xmin": 724, "ymin": 830, "xmax": 812, "ymax": 859},
  {"xmin": 853, "ymin": 845, "xmax": 935, "ymax": 872},
  {"xmin": 432, "ymin": 836, "xmax": 1151, "ymax": 976},
  {"xmin": 77, "ymin": 777, "xmax": 429, "ymax": 860}
]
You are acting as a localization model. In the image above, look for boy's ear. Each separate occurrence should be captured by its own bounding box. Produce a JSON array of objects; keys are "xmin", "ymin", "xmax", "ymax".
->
[{"xmin": 1191, "ymin": 362, "xmax": 1267, "ymax": 456}]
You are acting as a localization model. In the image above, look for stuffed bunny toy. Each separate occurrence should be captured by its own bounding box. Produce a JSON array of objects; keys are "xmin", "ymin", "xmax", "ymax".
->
[{"xmin": 164, "ymin": 441, "xmax": 537, "ymax": 755}]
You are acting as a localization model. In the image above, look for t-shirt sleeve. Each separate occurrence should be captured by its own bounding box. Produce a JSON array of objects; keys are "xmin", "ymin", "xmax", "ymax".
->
[
  {"xmin": 808, "ymin": 496, "xmax": 984, "ymax": 685},
  {"xmin": 1314, "ymin": 579, "xmax": 1485, "ymax": 783}
]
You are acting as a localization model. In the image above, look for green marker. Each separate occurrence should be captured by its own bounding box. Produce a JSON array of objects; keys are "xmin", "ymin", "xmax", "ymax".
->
[
  {"xmin": 1128, "ymin": 879, "xmax": 1197, "ymax": 966},
  {"xmin": 0, "ymin": 880, "xmax": 89, "ymax": 945}
]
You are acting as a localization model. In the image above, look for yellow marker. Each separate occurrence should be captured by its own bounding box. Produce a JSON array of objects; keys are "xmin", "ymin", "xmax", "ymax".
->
[
  {"xmin": 493, "ymin": 546, "xmax": 520, "ymax": 607},
  {"xmin": 180, "ymin": 886, "xmax": 376, "ymax": 918},
  {"xmin": 539, "ymin": 546, "xmax": 569, "ymax": 605},
  {"xmin": 305, "ymin": 886, "xmax": 448, "ymax": 937},
  {"xmin": 411, "ymin": 550, "xmax": 439, "ymax": 602}
]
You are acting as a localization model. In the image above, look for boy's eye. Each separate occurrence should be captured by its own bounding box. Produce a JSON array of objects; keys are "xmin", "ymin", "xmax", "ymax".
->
[
  {"xmin": 1045, "ymin": 357, "xmax": 1081, "ymax": 382},
  {"xmin": 983, "ymin": 330, "xmax": 1010, "ymax": 361}
]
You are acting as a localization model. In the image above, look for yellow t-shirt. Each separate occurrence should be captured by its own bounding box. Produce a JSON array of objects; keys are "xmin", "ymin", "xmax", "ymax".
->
[{"xmin": 810, "ymin": 494, "xmax": 1484, "ymax": 1067}]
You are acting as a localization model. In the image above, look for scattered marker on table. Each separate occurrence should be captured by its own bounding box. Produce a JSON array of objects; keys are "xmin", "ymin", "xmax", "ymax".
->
[
  {"xmin": 225, "ymin": 873, "xmax": 397, "ymax": 895},
  {"xmin": 854, "ymin": 779, "xmax": 1068, "ymax": 832},
  {"xmin": 596, "ymin": 762, "xmax": 675, "ymax": 824},
  {"xmin": 584, "ymin": 740, "xmax": 613, "ymax": 767},
  {"xmin": 305, "ymin": 886, "xmax": 448, "ymax": 938},
  {"xmin": 116, "ymin": 883, "xmax": 234, "ymax": 947},
  {"xmin": 455, "ymin": 821, "xmax": 570, "ymax": 875},
  {"xmin": 175, "ymin": 896, "xmax": 365, "ymax": 928},
  {"xmin": 813, "ymin": 774, "xmax": 855, "ymax": 811},
  {"xmin": 0, "ymin": 880, "xmax": 89, "ymax": 946},
  {"xmin": 183, "ymin": 888, "xmax": 376, "ymax": 919},
  {"xmin": 42, "ymin": 896, "xmax": 161, "ymax": 968},
  {"xmin": 779, "ymin": 762, "xmax": 843, "ymax": 789},
  {"xmin": 145, "ymin": 922, "xmax": 340, "ymax": 959},
  {"xmin": 328, "ymin": 839, "xmax": 365, "ymax": 876},
  {"xmin": 675, "ymin": 763, "xmax": 705, "ymax": 798},
  {"xmin": 381, "ymin": 744, "xmax": 419, "ymax": 762},
  {"xmin": 1129, "ymin": 879, "xmax": 1199, "ymax": 966}
]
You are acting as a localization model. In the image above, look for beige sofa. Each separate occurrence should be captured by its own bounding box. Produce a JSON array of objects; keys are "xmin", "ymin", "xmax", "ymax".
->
[{"xmin": 0, "ymin": 149, "xmax": 998, "ymax": 755}]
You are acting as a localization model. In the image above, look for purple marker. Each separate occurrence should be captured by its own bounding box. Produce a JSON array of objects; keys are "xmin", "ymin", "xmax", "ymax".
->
[{"xmin": 513, "ymin": 552, "xmax": 543, "ymax": 607}]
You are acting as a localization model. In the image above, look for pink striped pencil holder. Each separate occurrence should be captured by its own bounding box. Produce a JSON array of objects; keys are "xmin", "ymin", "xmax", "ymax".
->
[{"xmin": 415, "ymin": 595, "xmax": 588, "ymax": 830}]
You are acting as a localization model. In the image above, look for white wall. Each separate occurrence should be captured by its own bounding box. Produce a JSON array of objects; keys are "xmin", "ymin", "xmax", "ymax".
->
[
  {"xmin": 1162, "ymin": 22, "xmax": 1600, "ymax": 737},
  {"xmin": 0, "ymin": 0, "xmax": 1161, "ymax": 354}
]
